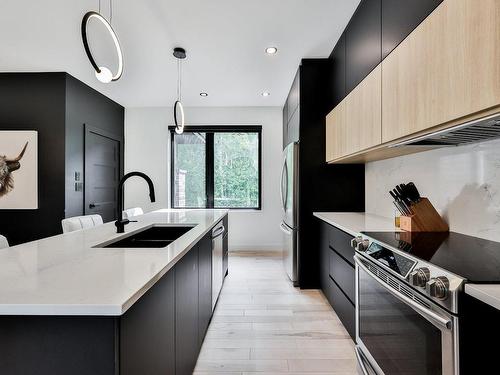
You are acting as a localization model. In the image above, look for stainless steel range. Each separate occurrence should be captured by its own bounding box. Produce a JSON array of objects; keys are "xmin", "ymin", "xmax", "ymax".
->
[{"xmin": 352, "ymin": 231, "xmax": 467, "ymax": 375}]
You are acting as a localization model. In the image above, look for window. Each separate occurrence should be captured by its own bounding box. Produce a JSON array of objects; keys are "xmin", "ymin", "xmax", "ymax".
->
[{"xmin": 171, "ymin": 126, "xmax": 262, "ymax": 209}]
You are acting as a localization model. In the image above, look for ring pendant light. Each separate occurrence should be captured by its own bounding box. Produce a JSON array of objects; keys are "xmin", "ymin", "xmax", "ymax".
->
[
  {"xmin": 81, "ymin": 0, "xmax": 123, "ymax": 83},
  {"xmin": 173, "ymin": 47, "xmax": 187, "ymax": 134}
]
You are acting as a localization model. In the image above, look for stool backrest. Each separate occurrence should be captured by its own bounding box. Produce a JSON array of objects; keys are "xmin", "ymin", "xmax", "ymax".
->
[
  {"xmin": 122, "ymin": 207, "xmax": 144, "ymax": 220},
  {"xmin": 61, "ymin": 215, "xmax": 104, "ymax": 233},
  {"xmin": 0, "ymin": 235, "xmax": 9, "ymax": 249}
]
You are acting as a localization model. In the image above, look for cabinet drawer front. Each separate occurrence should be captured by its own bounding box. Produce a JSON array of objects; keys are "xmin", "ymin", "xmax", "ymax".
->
[
  {"xmin": 329, "ymin": 249, "xmax": 355, "ymax": 304},
  {"xmin": 328, "ymin": 225, "xmax": 355, "ymax": 266},
  {"xmin": 329, "ymin": 276, "xmax": 355, "ymax": 340}
]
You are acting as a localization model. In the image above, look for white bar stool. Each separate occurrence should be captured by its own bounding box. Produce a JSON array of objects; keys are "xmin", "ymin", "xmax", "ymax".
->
[
  {"xmin": 61, "ymin": 215, "xmax": 104, "ymax": 233},
  {"xmin": 122, "ymin": 207, "xmax": 144, "ymax": 220}
]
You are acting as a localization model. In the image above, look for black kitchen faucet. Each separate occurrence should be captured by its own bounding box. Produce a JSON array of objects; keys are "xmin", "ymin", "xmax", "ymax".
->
[{"xmin": 115, "ymin": 172, "xmax": 156, "ymax": 233}]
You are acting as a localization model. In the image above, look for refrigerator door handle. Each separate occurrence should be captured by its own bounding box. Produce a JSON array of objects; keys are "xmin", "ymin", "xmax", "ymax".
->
[
  {"xmin": 280, "ymin": 221, "xmax": 292, "ymax": 235},
  {"xmin": 280, "ymin": 158, "xmax": 288, "ymax": 212}
]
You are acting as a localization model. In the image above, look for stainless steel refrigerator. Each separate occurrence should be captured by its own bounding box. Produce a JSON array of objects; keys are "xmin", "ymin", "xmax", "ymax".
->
[{"xmin": 280, "ymin": 142, "xmax": 299, "ymax": 285}]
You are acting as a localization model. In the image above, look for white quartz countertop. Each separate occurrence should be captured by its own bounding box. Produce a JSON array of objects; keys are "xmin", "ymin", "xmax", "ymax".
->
[
  {"xmin": 0, "ymin": 209, "xmax": 227, "ymax": 316},
  {"xmin": 313, "ymin": 212, "xmax": 397, "ymax": 236}
]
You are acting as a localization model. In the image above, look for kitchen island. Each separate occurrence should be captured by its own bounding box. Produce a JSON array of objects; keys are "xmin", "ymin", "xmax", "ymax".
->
[{"xmin": 0, "ymin": 209, "xmax": 228, "ymax": 375}]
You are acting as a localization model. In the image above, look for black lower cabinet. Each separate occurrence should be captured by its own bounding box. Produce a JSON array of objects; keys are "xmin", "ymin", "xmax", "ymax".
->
[
  {"xmin": 121, "ymin": 270, "xmax": 176, "ymax": 375},
  {"xmin": 198, "ymin": 234, "xmax": 212, "ymax": 346},
  {"xmin": 175, "ymin": 245, "xmax": 200, "ymax": 375},
  {"xmin": 329, "ymin": 276, "xmax": 355, "ymax": 339},
  {"xmin": 318, "ymin": 219, "xmax": 356, "ymax": 340},
  {"xmin": 0, "ymin": 316, "xmax": 117, "ymax": 375},
  {"xmin": 0, "ymin": 217, "xmax": 228, "ymax": 375}
]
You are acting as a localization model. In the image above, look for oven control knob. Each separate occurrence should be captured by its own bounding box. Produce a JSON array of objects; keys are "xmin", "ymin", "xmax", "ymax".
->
[
  {"xmin": 409, "ymin": 267, "xmax": 430, "ymax": 287},
  {"xmin": 426, "ymin": 276, "xmax": 450, "ymax": 300},
  {"xmin": 351, "ymin": 236, "xmax": 362, "ymax": 249},
  {"xmin": 356, "ymin": 239, "xmax": 370, "ymax": 252}
]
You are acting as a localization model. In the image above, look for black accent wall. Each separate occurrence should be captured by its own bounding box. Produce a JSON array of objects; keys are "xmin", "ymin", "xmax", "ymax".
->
[
  {"xmin": 0, "ymin": 73, "xmax": 124, "ymax": 245},
  {"xmin": 65, "ymin": 74, "xmax": 124, "ymax": 218}
]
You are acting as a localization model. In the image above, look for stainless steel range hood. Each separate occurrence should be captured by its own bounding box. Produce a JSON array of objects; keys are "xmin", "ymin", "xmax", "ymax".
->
[{"xmin": 390, "ymin": 112, "xmax": 500, "ymax": 148}]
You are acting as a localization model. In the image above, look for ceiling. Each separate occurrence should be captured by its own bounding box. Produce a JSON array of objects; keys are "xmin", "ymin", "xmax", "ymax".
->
[{"xmin": 0, "ymin": 0, "xmax": 360, "ymax": 107}]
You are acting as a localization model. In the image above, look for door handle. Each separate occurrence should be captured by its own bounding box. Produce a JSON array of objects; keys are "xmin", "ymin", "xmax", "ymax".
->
[
  {"xmin": 89, "ymin": 203, "xmax": 100, "ymax": 209},
  {"xmin": 355, "ymin": 255, "xmax": 452, "ymax": 330},
  {"xmin": 280, "ymin": 221, "xmax": 292, "ymax": 235}
]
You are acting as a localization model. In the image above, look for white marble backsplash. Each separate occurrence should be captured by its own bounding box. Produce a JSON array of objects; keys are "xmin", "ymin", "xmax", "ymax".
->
[{"xmin": 365, "ymin": 138, "xmax": 500, "ymax": 242}]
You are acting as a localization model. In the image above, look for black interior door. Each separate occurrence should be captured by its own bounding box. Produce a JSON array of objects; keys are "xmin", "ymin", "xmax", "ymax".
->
[{"xmin": 84, "ymin": 125, "xmax": 121, "ymax": 222}]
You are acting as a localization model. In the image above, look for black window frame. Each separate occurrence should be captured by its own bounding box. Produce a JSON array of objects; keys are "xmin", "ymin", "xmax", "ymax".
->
[{"xmin": 169, "ymin": 125, "xmax": 262, "ymax": 210}]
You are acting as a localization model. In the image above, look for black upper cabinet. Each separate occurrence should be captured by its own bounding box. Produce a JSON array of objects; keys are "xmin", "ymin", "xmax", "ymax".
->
[
  {"xmin": 329, "ymin": 32, "xmax": 346, "ymax": 108},
  {"xmin": 382, "ymin": 0, "xmax": 442, "ymax": 59},
  {"xmin": 345, "ymin": 0, "xmax": 382, "ymax": 94},
  {"xmin": 282, "ymin": 101, "xmax": 288, "ymax": 148}
]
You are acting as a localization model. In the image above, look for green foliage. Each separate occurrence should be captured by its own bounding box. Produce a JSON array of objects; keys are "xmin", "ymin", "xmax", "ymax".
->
[
  {"xmin": 214, "ymin": 133, "xmax": 259, "ymax": 208},
  {"xmin": 174, "ymin": 132, "xmax": 259, "ymax": 208}
]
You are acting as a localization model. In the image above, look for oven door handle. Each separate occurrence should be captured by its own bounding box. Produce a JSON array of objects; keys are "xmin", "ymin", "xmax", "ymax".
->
[
  {"xmin": 355, "ymin": 255, "xmax": 452, "ymax": 330},
  {"xmin": 355, "ymin": 346, "xmax": 370, "ymax": 375}
]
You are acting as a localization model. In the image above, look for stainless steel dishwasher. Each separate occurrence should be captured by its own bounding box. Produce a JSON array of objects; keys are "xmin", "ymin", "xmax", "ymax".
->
[{"xmin": 212, "ymin": 220, "xmax": 225, "ymax": 310}]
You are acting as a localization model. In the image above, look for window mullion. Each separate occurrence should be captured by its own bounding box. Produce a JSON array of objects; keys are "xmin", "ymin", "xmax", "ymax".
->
[{"xmin": 206, "ymin": 132, "xmax": 214, "ymax": 208}]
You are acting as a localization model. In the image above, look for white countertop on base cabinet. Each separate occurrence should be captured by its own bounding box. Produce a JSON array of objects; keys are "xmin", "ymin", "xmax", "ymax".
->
[
  {"xmin": 0, "ymin": 209, "xmax": 227, "ymax": 316},
  {"xmin": 313, "ymin": 212, "xmax": 397, "ymax": 236}
]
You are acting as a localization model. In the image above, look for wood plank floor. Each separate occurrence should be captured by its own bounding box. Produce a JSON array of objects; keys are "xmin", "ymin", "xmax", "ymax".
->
[{"xmin": 194, "ymin": 251, "xmax": 357, "ymax": 374}]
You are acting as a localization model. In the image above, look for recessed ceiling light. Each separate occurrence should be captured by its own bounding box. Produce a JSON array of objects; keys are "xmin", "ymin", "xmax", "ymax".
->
[
  {"xmin": 200, "ymin": 92, "xmax": 208, "ymax": 97},
  {"xmin": 262, "ymin": 92, "xmax": 270, "ymax": 97},
  {"xmin": 266, "ymin": 47, "xmax": 278, "ymax": 55}
]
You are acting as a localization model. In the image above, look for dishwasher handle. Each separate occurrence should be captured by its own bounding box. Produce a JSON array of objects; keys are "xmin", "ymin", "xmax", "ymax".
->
[{"xmin": 212, "ymin": 225, "xmax": 225, "ymax": 239}]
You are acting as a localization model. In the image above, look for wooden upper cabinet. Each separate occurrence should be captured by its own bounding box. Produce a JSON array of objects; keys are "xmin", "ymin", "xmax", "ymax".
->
[
  {"xmin": 345, "ymin": 65, "xmax": 382, "ymax": 155},
  {"xmin": 382, "ymin": 0, "xmax": 500, "ymax": 143},
  {"xmin": 326, "ymin": 100, "xmax": 346, "ymax": 162},
  {"xmin": 326, "ymin": 65, "xmax": 382, "ymax": 162}
]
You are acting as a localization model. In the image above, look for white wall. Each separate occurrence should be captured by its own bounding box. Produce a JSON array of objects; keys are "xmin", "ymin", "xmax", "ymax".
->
[
  {"xmin": 125, "ymin": 106, "xmax": 284, "ymax": 251},
  {"xmin": 365, "ymin": 138, "xmax": 500, "ymax": 242}
]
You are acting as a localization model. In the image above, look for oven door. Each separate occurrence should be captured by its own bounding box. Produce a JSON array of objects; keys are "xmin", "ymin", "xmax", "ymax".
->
[{"xmin": 354, "ymin": 255, "xmax": 458, "ymax": 375}]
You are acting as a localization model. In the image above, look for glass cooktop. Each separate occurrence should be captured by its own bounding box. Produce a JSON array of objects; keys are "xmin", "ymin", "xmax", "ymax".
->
[{"xmin": 362, "ymin": 231, "xmax": 500, "ymax": 283}]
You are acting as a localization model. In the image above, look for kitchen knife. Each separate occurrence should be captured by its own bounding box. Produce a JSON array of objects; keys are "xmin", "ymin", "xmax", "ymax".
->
[
  {"xmin": 405, "ymin": 182, "xmax": 421, "ymax": 203},
  {"xmin": 396, "ymin": 185, "xmax": 414, "ymax": 209},
  {"xmin": 391, "ymin": 190, "xmax": 411, "ymax": 215}
]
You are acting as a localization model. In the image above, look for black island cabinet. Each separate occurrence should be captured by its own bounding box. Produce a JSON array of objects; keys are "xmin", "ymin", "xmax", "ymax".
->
[{"xmin": 0, "ymin": 215, "xmax": 228, "ymax": 375}]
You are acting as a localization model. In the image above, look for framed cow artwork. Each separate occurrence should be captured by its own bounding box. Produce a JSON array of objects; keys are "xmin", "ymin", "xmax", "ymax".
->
[{"xmin": 0, "ymin": 131, "xmax": 38, "ymax": 209}]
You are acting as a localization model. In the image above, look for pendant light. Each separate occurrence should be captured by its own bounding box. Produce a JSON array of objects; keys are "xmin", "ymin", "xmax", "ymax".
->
[
  {"xmin": 81, "ymin": 0, "xmax": 123, "ymax": 83},
  {"xmin": 173, "ymin": 47, "xmax": 186, "ymax": 134}
]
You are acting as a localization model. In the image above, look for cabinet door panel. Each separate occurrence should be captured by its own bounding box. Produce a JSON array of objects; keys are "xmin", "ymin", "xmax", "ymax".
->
[
  {"xmin": 330, "ymin": 32, "xmax": 346, "ymax": 107},
  {"xmin": 329, "ymin": 249, "xmax": 355, "ymax": 304},
  {"xmin": 325, "ymin": 100, "xmax": 347, "ymax": 162},
  {"xmin": 175, "ymin": 246, "xmax": 199, "ymax": 375},
  {"xmin": 198, "ymin": 234, "xmax": 212, "ymax": 346},
  {"xmin": 121, "ymin": 271, "xmax": 175, "ymax": 375},
  {"xmin": 326, "ymin": 65, "xmax": 381, "ymax": 161},
  {"xmin": 287, "ymin": 105, "xmax": 300, "ymax": 145},
  {"xmin": 382, "ymin": 0, "xmax": 500, "ymax": 143},
  {"xmin": 382, "ymin": 0, "xmax": 442, "ymax": 59},
  {"xmin": 345, "ymin": 65, "xmax": 382, "ymax": 156},
  {"xmin": 345, "ymin": 0, "xmax": 382, "ymax": 93},
  {"xmin": 287, "ymin": 71, "xmax": 300, "ymax": 123}
]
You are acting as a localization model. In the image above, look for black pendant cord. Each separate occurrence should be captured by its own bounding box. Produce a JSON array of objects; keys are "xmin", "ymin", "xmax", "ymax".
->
[{"xmin": 177, "ymin": 58, "xmax": 182, "ymax": 102}]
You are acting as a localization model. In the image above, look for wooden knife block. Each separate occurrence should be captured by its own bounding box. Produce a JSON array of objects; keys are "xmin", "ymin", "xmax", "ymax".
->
[{"xmin": 399, "ymin": 198, "xmax": 449, "ymax": 232}]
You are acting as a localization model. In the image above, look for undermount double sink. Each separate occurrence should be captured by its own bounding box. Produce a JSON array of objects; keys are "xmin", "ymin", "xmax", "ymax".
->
[{"xmin": 97, "ymin": 225, "xmax": 196, "ymax": 248}]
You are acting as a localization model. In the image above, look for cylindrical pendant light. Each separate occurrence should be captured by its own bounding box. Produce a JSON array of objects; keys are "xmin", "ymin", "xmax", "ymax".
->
[{"xmin": 173, "ymin": 47, "xmax": 187, "ymax": 134}]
